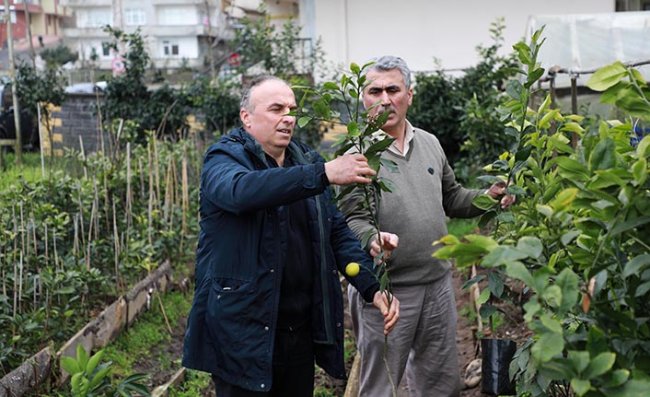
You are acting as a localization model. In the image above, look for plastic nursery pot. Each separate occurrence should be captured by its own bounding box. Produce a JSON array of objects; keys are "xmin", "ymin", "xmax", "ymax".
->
[{"xmin": 481, "ymin": 338, "xmax": 517, "ymax": 396}]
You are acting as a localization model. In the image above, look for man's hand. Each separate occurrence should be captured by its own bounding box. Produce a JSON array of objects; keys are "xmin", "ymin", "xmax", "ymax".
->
[
  {"xmin": 370, "ymin": 232, "xmax": 399, "ymax": 259},
  {"xmin": 487, "ymin": 181, "xmax": 516, "ymax": 209},
  {"xmin": 372, "ymin": 291, "xmax": 400, "ymax": 335},
  {"xmin": 324, "ymin": 154, "xmax": 376, "ymax": 185}
]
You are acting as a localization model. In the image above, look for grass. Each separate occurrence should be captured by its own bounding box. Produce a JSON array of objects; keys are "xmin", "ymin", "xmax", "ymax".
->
[
  {"xmin": 169, "ymin": 369, "xmax": 212, "ymax": 397},
  {"xmin": 0, "ymin": 152, "xmax": 45, "ymax": 189},
  {"xmin": 0, "ymin": 151, "xmax": 80, "ymax": 190},
  {"xmin": 103, "ymin": 289, "xmax": 192, "ymax": 380}
]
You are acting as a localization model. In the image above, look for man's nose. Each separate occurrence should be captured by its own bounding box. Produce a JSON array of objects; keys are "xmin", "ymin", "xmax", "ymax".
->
[{"xmin": 380, "ymin": 91, "xmax": 391, "ymax": 105}]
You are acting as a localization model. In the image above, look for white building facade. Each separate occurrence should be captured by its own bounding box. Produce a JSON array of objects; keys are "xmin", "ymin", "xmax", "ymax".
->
[
  {"xmin": 60, "ymin": 0, "xmax": 226, "ymax": 70},
  {"xmin": 299, "ymin": 0, "xmax": 616, "ymax": 73}
]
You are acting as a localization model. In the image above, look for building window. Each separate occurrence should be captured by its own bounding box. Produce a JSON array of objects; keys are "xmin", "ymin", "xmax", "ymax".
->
[
  {"xmin": 162, "ymin": 41, "xmax": 180, "ymax": 57},
  {"xmin": 643, "ymin": 1, "xmax": 650, "ymax": 10},
  {"xmin": 125, "ymin": 8, "xmax": 146, "ymax": 26},
  {"xmin": 101, "ymin": 42, "xmax": 111, "ymax": 57},
  {"xmin": 79, "ymin": 8, "xmax": 112, "ymax": 28}
]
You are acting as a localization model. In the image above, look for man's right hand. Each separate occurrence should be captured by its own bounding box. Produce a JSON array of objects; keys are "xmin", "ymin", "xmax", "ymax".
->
[
  {"xmin": 370, "ymin": 232, "xmax": 399, "ymax": 259},
  {"xmin": 324, "ymin": 154, "xmax": 376, "ymax": 185}
]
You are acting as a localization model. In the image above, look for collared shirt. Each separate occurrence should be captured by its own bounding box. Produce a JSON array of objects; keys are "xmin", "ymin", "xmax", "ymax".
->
[{"xmin": 371, "ymin": 120, "xmax": 416, "ymax": 157}]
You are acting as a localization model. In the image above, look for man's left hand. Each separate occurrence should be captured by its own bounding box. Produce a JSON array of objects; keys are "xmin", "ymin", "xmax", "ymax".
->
[
  {"xmin": 487, "ymin": 181, "xmax": 516, "ymax": 209},
  {"xmin": 372, "ymin": 291, "xmax": 400, "ymax": 335}
]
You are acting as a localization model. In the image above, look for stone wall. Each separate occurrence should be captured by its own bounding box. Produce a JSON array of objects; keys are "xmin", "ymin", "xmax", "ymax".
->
[{"xmin": 41, "ymin": 93, "xmax": 108, "ymax": 156}]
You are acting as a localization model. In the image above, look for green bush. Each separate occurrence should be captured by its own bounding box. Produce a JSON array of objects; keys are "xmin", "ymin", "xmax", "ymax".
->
[{"xmin": 435, "ymin": 29, "xmax": 650, "ymax": 397}]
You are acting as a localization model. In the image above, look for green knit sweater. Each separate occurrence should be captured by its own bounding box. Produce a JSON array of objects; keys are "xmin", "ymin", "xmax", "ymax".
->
[{"xmin": 340, "ymin": 123, "xmax": 482, "ymax": 286}]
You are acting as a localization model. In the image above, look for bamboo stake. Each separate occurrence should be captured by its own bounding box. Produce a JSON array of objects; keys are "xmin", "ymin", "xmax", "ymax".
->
[
  {"xmin": 112, "ymin": 198, "xmax": 121, "ymax": 291},
  {"xmin": 44, "ymin": 224, "xmax": 49, "ymax": 266},
  {"xmin": 126, "ymin": 142, "xmax": 132, "ymax": 230},
  {"xmin": 147, "ymin": 141, "xmax": 154, "ymax": 246},
  {"xmin": 138, "ymin": 157, "xmax": 145, "ymax": 200},
  {"xmin": 13, "ymin": 250, "xmax": 17, "ymax": 318},
  {"xmin": 79, "ymin": 135, "xmax": 88, "ymax": 179},
  {"xmin": 153, "ymin": 137, "xmax": 161, "ymax": 210},
  {"xmin": 18, "ymin": 251, "xmax": 23, "ymax": 312},
  {"xmin": 19, "ymin": 202, "xmax": 26, "ymax": 266},
  {"xmin": 73, "ymin": 213, "xmax": 79, "ymax": 260},
  {"xmin": 181, "ymin": 145, "xmax": 189, "ymax": 237},
  {"xmin": 470, "ymin": 265, "xmax": 483, "ymax": 333}
]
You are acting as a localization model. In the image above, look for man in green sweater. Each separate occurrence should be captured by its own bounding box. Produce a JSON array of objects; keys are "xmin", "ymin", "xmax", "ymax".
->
[{"xmin": 340, "ymin": 56, "xmax": 514, "ymax": 397}]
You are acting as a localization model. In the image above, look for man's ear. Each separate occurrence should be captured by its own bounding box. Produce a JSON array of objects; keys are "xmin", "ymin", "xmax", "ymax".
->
[
  {"xmin": 240, "ymin": 108, "xmax": 250, "ymax": 129},
  {"xmin": 407, "ymin": 87, "xmax": 413, "ymax": 106}
]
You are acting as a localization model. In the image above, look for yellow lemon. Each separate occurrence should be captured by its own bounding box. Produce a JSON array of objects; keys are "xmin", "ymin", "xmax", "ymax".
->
[{"xmin": 345, "ymin": 262, "xmax": 360, "ymax": 277}]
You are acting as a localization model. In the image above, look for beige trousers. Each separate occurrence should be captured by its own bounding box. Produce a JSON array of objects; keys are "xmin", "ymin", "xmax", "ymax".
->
[{"xmin": 348, "ymin": 272, "xmax": 461, "ymax": 397}]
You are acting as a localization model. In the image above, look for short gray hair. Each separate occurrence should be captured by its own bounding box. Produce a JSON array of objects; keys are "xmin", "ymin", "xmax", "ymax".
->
[
  {"xmin": 240, "ymin": 75, "xmax": 289, "ymax": 111},
  {"xmin": 366, "ymin": 56, "xmax": 412, "ymax": 89}
]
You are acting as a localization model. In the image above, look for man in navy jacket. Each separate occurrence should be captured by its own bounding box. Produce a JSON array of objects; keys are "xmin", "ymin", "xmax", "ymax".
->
[{"xmin": 182, "ymin": 75, "xmax": 399, "ymax": 396}]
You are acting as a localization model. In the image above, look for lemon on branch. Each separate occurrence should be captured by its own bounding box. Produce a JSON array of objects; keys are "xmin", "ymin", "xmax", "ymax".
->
[{"xmin": 345, "ymin": 262, "xmax": 360, "ymax": 277}]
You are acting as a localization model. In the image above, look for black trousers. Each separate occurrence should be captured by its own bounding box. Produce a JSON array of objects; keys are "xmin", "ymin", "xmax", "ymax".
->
[{"xmin": 213, "ymin": 326, "xmax": 315, "ymax": 397}]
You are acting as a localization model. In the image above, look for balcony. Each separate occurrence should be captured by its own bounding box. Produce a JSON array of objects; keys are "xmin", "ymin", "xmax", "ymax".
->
[{"xmin": 59, "ymin": 0, "xmax": 112, "ymax": 7}]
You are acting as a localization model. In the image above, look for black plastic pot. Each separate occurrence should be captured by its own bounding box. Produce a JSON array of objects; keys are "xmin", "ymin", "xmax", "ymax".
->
[{"xmin": 481, "ymin": 338, "xmax": 517, "ymax": 396}]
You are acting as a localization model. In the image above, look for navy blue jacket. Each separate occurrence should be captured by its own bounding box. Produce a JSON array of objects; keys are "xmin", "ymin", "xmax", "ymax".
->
[{"xmin": 182, "ymin": 127, "xmax": 379, "ymax": 392}]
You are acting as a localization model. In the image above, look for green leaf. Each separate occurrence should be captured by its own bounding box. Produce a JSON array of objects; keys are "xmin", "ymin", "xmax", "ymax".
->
[
  {"xmin": 623, "ymin": 254, "xmax": 650, "ymax": 278},
  {"xmin": 589, "ymin": 138, "xmax": 616, "ymax": 171},
  {"xmin": 540, "ymin": 313, "xmax": 563, "ymax": 334},
  {"xmin": 505, "ymin": 261, "xmax": 535, "ymax": 288},
  {"xmin": 610, "ymin": 216, "xmax": 650, "ymax": 236},
  {"xmin": 635, "ymin": 281, "xmax": 650, "ymax": 297},
  {"xmin": 506, "ymin": 79, "xmax": 524, "ymax": 100},
  {"xmin": 616, "ymin": 95, "xmax": 650, "ymax": 120},
  {"xmin": 297, "ymin": 116, "xmax": 311, "ymax": 128},
  {"xmin": 561, "ymin": 122, "xmax": 585, "ymax": 135},
  {"xmin": 516, "ymin": 236, "xmax": 543, "ymax": 258},
  {"xmin": 472, "ymin": 194, "xmax": 498, "ymax": 210},
  {"xmin": 89, "ymin": 365, "xmax": 112, "ymax": 390},
  {"xmin": 602, "ymin": 369, "xmax": 629, "ymax": 388},
  {"xmin": 571, "ymin": 379, "xmax": 591, "ymax": 396},
  {"xmin": 62, "ymin": 356, "xmax": 82, "ymax": 375},
  {"xmin": 464, "ymin": 234, "xmax": 498, "ymax": 251},
  {"xmin": 543, "ymin": 285, "xmax": 562, "ymax": 308},
  {"xmin": 322, "ymin": 82, "xmax": 339, "ymax": 91},
  {"xmin": 482, "ymin": 246, "xmax": 527, "ymax": 268},
  {"xmin": 561, "ymin": 230, "xmax": 581, "ymax": 246},
  {"xmin": 556, "ymin": 268, "xmax": 579, "ymax": 313},
  {"xmin": 568, "ymin": 350, "xmax": 591, "ymax": 374},
  {"xmin": 347, "ymin": 121, "xmax": 360, "ymax": 137},
  {"xmin": 586, "ymin": 61, "xmax": 627, "ymax": 91},
  {"xmin": 86, "ymin": 349, "xmax": 104, "ymax": 378},
  {"xmin": 549, "ymin": 188, "xmax": 578, "ymax": 212},
  {"xmin": 536, "ymin": 204, "xmax": 554, "ymax": 218},
  {"xmin": 477, "ymin": 288, "xmax": 490, "ymax": 305},
  {"xmin": 555, "ymin": 157, "xmax": 590, "ymax": 181},
  {"xmin": 532, "ymin": 332, "xmax": 564, "ymax": 363},
  {"xmin": 583, "ymin": 352, "xmax": 616, "ymax": 379},
  {"xmin": 606, "ymin": 379, "xmax": 650, "ymax": 397},
  {"xmin": 350, "ymin": 62, "xmax": 361, "ymax": 75},
  {"xmin": 364, "ymin": 137, "xmax": 394, "ymax": 157},
  {"xmin": 632, "ymin": 158, "xmax": 647, "ymax": 185},
  {"xmin": 637, "ymin": 134, "xmax": 650, "ymax": 157}
]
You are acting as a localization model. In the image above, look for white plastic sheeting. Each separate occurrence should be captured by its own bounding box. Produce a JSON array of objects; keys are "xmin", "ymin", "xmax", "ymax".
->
[{"xmin": 526, "ymin": 12, "xmax": 650, "ymax": 88}]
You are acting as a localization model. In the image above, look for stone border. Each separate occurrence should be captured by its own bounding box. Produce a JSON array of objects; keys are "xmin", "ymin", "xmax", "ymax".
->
[{"xmin": 0, "ymin": 260, "xmax": 172, "ymax": 397}]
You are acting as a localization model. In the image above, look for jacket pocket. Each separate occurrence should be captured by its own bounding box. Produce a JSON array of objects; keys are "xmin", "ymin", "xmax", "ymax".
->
[{"xmin": 205, "ymin": 277, "xmax": 259, "ymax": 357}]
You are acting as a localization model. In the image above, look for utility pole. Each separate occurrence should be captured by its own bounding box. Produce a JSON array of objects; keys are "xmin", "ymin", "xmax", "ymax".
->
[
  {"xmin": 204, "ymin": 0, "xmax": 216, "ymax": 79},
  {"xmin": 4, "ymin": 0, "xmax": 22, "ymax": 164},
  {"xmin": 24, "ymin": 0, "xmax": 36, "ymax": 68}
]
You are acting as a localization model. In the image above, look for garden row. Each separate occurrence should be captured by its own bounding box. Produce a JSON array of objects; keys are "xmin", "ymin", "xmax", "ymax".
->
[{"xmin": 0, "ymin": 132, "xmax": 203, "ymax": 389}]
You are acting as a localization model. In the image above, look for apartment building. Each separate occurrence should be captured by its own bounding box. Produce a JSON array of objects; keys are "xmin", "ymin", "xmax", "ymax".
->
[
  {"xmin": 0, "ymin": 0, "xmax": 71, "ymax": 48},
  {"xmin": 60, "ymin": 0, "xmax": 226, "ymax": 70}
]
